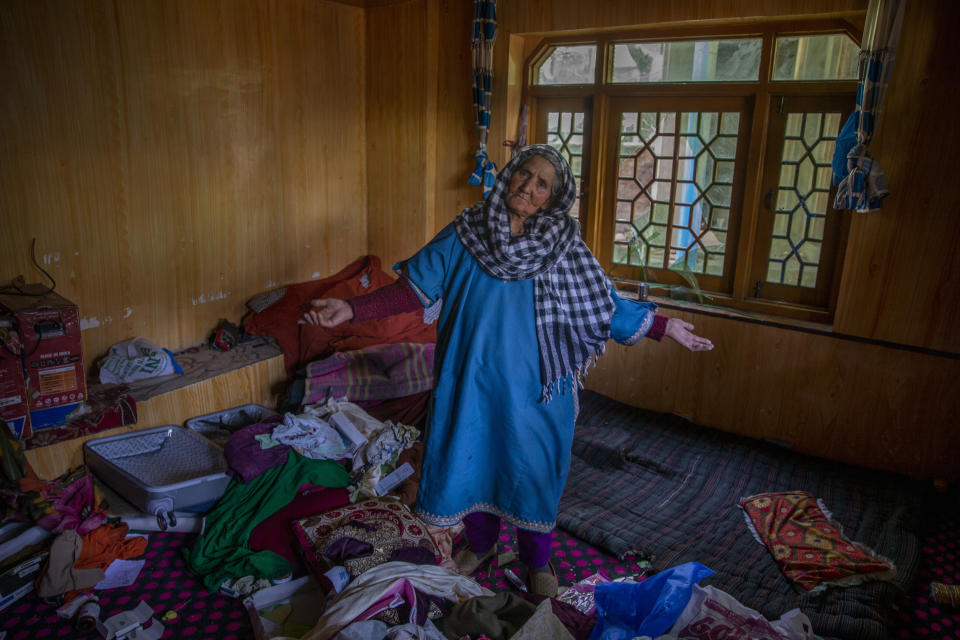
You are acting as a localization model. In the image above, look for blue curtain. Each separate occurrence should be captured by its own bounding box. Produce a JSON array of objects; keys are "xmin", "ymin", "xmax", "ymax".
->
[
  {"xmin": 468, "ymin": 0, "xmax": 497, "ymax": 197},
  {"xmin": 833, "ymin": 0, "xmax": 906, "ymax": 212}
]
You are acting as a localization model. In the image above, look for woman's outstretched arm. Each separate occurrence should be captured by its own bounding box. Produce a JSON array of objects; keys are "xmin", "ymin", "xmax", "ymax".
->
[{"xmin": 300, "ymin": 278, "xmax": 421, "ymax": 327}]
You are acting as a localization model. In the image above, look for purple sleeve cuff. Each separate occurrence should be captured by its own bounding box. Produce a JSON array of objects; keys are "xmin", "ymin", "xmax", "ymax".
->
[
  {"xmin": 646, "ymin": 314, "xmax": 668, "ymax": 341},
  {"xmin": 348, "ymin": 278, "xmax": 423, "ymax": 323}
]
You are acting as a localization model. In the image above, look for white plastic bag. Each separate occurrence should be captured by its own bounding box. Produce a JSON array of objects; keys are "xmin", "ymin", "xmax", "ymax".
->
[
  {"xmin": 669, "ymin": 584, "xmax": 822, "ymax": 640},
  {"xmin": 98, "ymin": 338, "xmax": 182, "ymax": 384}
]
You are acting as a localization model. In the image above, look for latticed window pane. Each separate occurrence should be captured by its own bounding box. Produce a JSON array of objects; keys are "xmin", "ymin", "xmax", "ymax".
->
[
  {"xmin": 610, "ymin": 39, "xmax": 761, "ymax": 83},
  {"xmin": 612, "ymin": 110, "xmax": 740, "ymax": 277},
  {"xmin": 766, "ymin": 112, "xmax": 842, "ymax": 287},
  {"xmin": 536, "ymin": 45, "xmax": 597, "ymax": 85},
  {"xmin": 772, "ymin": 34, "xmax": 859, "ymax": 81},
  {"xmin": 544, "ymin": 109, "xmax": 586, "ymax": 219}
]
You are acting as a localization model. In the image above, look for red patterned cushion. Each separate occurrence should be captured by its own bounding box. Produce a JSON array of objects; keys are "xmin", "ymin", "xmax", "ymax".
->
[
  {"xmin": 292, "ymin": 497, "xmax": 438, "ymax": 580},
  {"xmin": 738, "ymin": 491, "xmax": 896, "ymax": 592}
]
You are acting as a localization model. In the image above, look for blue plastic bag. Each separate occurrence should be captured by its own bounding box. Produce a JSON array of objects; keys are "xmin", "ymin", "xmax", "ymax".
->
[{"xmin": 588, "ymin": 561, "xmax": 714, "ymax": 640}]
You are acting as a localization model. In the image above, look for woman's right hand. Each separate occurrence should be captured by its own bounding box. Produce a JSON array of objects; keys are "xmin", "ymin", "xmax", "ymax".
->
[{"xmin": 300, "ymin": 298, "xmax": 354, "ymax": 327}]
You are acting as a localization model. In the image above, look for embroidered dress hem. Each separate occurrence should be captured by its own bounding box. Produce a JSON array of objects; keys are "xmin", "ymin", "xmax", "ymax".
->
[
  {"xmin": 415, "ymin": 503, "xmax": 555, "ymax": 534},
  {"xmin": 625, "ymin": 312, "xmax": 655, "ymax": 346}
]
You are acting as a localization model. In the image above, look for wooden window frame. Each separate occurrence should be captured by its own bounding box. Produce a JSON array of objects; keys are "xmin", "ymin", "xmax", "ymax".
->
[
  {"xmin": 750, "ymin": 95, "xmax": 853, "ymax": 311},
  {"xmin": 525, "ymin": 20, "xmax": 860, "ymax": 324},
  {"xmin": 597, "ymin": 95, "xmax": 753, "ymax": 297},
  {"xmin": 530, "ymin": 96, "xmax": 594, "ymax": 233}
]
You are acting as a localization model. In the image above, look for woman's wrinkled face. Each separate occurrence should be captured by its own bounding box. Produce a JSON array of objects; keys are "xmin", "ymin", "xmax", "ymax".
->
[{"xmin": 505, "ymin": 155, "xmax": 555, "ymax": 219}]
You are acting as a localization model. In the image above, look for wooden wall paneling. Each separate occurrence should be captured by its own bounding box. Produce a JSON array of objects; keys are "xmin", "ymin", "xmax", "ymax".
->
[
  {"xmin": 366, "ymin": 0, "xmax": 430, "ymax": 269},
  {"xmin": 430, "ymin": 0, "xmax": 482, "ymax": 238},
  {"xmin": 587, "ymin": 312, "xmax": 960, "ymax": 480},
  {"xmin": 701, "ymin": 316, "xmax": 785, "ymax": 439},
  {"xmin": 423, "ymin": 0, "xmax": 440, "ymax": 250},
  {"xmin": 113, "ymin": 0, "xmax": 368, "ymax": 353},
  {"xmin": 248, "ymin": 2, "xmax": 368, "ymax": 295},
  {"xmin": 498, "ymin": 0, "xmax": 866, "ymax": 36},
  {"xmin": 134, "ymin": 354, "xmax": 286, "ymax": 437},
  {"xmin": 0, "ymin": 0, "xmax": 131, "ymax": 363},
  {"xmin": 834, "ymin": 0, "xmax": 960, "ymax": 353},
  {"xmin": 1, "ymin": 0, "xmax": 368, "ymax": 370}
]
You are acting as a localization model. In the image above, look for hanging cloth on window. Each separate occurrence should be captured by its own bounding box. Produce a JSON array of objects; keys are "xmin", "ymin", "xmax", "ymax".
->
[
  {"xmin": 832, "ymin": 0, "xmax": 906, "ymax": 212},
  {"xmin": 504, "ymin": 96, "xmax": 529, "ymax": 160},
  {"xmin": 468, "ymin": 0, "xmax": 497, "ymax": 196}
]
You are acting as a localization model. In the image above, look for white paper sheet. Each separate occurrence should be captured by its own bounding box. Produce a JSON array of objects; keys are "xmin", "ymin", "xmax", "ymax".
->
[{"xmin": 95, "ymin": 558, "xmax": 147, "ymax": 590}]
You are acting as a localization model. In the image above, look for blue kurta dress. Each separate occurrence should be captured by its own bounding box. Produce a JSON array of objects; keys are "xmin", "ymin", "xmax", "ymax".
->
[{"xmin": 399, "ymin": 224, "xmax": 656, "ymax": 533}]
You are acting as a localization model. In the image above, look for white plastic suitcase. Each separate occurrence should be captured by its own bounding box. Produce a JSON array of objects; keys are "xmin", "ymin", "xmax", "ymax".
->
[{"xmin": 84, "ymin": 425, "xmax": 231, "ymax": 530}]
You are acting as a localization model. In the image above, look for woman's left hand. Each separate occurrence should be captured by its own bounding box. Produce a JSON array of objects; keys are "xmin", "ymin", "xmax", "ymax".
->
[{"xmin": 665, "ymin": 318, "xmax": 714, "ymax": 352}]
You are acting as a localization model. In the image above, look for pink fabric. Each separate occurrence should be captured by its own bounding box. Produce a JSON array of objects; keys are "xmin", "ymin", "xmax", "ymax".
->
[
  {"xmin": 354, "ymin": 578, "xmax": 421, "ymax": 624},
  {"xmin": 35, "ymin": 471, "xmax": 107, "ymax": 535},
  {"xmin": 248, "ymin": 486, "xmax": 350, "ymax": 566},
  {"xmin": 349, "ymin": 278, "xmax": 422, "ymax": 323}
]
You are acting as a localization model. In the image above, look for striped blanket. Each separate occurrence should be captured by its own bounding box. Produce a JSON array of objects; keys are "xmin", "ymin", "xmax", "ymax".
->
[
  {"xmin": 558, "ymin": 391, "xmax": 929, "ymax": 640},
  {"xmin": 303, "ymin": 343, "xmax": 434, "ymax": 406}
]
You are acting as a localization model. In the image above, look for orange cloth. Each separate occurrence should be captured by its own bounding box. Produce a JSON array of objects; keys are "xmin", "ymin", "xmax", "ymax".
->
[
  {"xmin": 62, "ymin": 522, "xmax": 148, "ymax": 600},
  {"xmin": 74, "ymin": 522, "xmax": 148, "ymax": 571}
]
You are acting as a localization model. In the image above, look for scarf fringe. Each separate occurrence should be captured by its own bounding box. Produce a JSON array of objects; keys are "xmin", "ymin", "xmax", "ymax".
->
[{"xmin": 539, "ymin": 343, "xmax": 606, "ymax": 403}]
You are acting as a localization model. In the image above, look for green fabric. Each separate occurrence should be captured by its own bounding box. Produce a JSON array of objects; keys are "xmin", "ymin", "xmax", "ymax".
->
[
  {"xmin": 0, "ymin": 419, "xmax": 28, "ymax": 484},
  {"xmin": 185, "ymin": 451, "xmax": 349, "ymax": 591}
]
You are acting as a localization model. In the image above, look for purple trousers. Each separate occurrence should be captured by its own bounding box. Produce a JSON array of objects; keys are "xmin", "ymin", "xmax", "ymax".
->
[{"xmin": 463, "ymin": 512, "xmax": 552, "ymax": 569}]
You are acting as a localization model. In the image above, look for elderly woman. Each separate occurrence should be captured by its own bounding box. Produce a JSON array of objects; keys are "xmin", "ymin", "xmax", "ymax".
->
[{"xmin": 302, "ymin": 145, "xmax": 713, "ymax": 596}]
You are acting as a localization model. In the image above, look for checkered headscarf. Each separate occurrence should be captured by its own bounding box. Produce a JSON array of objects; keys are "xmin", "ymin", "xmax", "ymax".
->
[{"xmin": 455, "ymin": 145, "xmax": 615, "ymax": 402}]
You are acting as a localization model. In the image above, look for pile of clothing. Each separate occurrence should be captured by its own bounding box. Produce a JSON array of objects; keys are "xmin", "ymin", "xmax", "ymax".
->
[
  {"xmin": 0, "ymin": 434, "xmax": 149, "ymax": 617},
  {"xmin": 175, "ymin": 395, "xmax": 821, "ymax": 640}
]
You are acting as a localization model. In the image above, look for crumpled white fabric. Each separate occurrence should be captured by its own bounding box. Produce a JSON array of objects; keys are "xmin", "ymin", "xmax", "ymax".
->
[
  {"xmin": 303, "ymin": 398, "xmax": 385, "ymax": 444},
  {"xmin": 271, "ymin": 412, "xmax": 349, "ymax": 460},
  {"xmin": 302, "ymin": 397, "xmax": 424, "ymax": 494},
  {"xmin": 301, "ymin": 561, "xmax": 493, "ymax": 640}
]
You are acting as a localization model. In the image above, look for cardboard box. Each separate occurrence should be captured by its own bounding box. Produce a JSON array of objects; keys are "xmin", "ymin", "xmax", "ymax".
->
[
  {"xmin": 0, "ymin": 349, "xmax": 29, "ymax": 439},
  {"xmin": 0, "ymin": 289, "xmax": 86, "ymax": 439},
  {"xmin": 28, "ymin": 401, "xmax": 83, "ymax": 432}
]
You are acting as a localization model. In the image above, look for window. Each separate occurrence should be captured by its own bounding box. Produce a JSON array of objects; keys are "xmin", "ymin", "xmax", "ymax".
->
[
  {"xmin": 536, "ymin": 98, "xmax": 591, "ymax": 221},
  {"xmin": 527, "ymin": 27, "xmax": 859, "ymax": 322}
]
